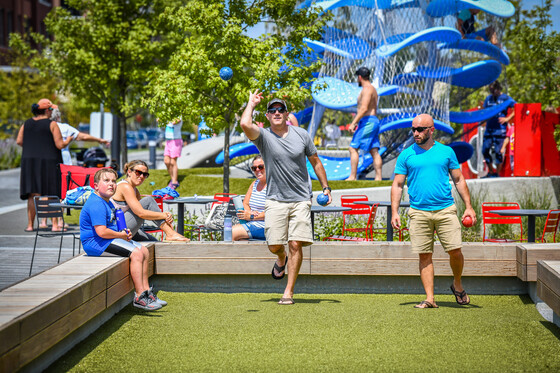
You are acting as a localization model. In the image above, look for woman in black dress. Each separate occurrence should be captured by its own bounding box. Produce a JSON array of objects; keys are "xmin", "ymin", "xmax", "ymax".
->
[{"xmin": 17, "ymin": 99, "xmax": 72, "ymax": 232}]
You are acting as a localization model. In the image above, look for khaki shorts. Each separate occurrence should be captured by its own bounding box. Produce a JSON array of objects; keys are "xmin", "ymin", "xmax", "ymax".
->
[
  {"xmin": 265, "ymin": 199, "xmax": 313, "ymax": 246},
  {"xmin": 408, "ymin": 204, "xmax": 462, "ymax": 254}
]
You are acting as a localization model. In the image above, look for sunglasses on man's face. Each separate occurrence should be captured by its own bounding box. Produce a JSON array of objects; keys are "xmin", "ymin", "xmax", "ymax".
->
[
  {"xmin": 251, "ymin": 165, "xmax": 265, "ymax": 171},
  {"xmin": 411, "ymin": 126, "xmax": 433, "ymax": 133},
  {"xmin": 267, "ymin": 107, "xmax": 287, "ymax": 114},
  {"xmin": 132, "ymin": 169, "xmax": 150, "ymax": 178}
]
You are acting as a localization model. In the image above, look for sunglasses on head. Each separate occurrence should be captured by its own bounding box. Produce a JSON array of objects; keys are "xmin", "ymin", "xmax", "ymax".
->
[
  {"xmin": 132, "ymin": 169, "xmax": 150, "ymax": 178},
  {"xmin": 267, "ymin": 107, "xmax": 287, "ymax": 114},
  {"xmin": 411, "ymin": 126, "xmax": 433, "ymax": 133},
  {"xmin": 251, "ymin": 165, "xmax": 265, "ymax": 171}
]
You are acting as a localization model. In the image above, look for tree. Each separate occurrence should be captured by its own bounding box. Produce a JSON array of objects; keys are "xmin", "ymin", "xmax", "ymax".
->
[
  {"xmin": 0, "ymin": 34, "xmax": 58, "ymax": 139},
  {"xmin": 504, "ymin": 0, "xmax": 560, "ymax": 109},
  {"xmin": 34, "ymin": 0, "xmax": 184, "ymax": 167},
  {"xmin": 145, "ymin": 0, "xmax": 327, "ymax": 192}
]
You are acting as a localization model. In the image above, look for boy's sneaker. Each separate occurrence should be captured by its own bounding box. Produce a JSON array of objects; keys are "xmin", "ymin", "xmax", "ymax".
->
[
  {"xmin": 133, "ymin": 290, "xmax": 162, "ymax": 311},
  {"xmin": 148, "ymin": 286, "xmax": 167, "ymax": 307}
]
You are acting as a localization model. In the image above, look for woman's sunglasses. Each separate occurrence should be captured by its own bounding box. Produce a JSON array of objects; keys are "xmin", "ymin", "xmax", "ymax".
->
[
  {"xmin": 132, "ymin": 169, "xmax": 150, "ymax": 178},
  {"xmin": 251, "ymin": 165, "xmax": 265, "ymax": 171}
]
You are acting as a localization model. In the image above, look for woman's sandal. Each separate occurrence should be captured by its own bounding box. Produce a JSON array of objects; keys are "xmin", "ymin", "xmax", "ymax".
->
[{"xmin": 450, "ymin": 284, "xmax": 470, "ymax": 305}]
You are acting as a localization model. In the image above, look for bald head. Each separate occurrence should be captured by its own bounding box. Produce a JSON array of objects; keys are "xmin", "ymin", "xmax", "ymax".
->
[
  {"xmin": 411, "ymin": 114, "xmax": 435, "ymax": 147},
  {"xmin": 412, "ymin": 114, "xmax": 434, "ymax": 127}
]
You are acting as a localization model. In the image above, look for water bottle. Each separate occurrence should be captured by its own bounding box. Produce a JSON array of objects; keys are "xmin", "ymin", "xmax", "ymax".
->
[
  {"xmin": 115, "ymin": 208, "xmax": 127, "ymax": 231},
  {"xmin": 232, "ymin": 196, "xmax": 246, "ymax": 224},
  {"xmin": 223, "ymin": 216, "xmax": 232, "ymax": 242}
]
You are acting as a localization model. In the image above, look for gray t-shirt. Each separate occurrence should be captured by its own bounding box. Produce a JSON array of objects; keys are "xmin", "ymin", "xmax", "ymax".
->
[{"xmin": 253, "ymin": 126, "xmax": 317, "ymax": 202}]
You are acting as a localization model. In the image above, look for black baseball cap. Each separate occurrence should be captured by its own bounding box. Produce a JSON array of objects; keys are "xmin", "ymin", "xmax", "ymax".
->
[{"xmin": 266, "ymin": 98, "xmax": 287, "ymax": 110}]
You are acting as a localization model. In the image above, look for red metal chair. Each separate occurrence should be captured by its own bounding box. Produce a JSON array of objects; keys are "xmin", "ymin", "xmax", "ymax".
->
[
  {"xmin": 540, "ymin": 209, "xmax": 560, "ymax": 243},
  {"xmin": 325, "ymin": 195, "xmax": 371, "ymax": 241},
  {"xmin": 481, "ymin": 202, "xmax": 523, "ymax": 242},
  {"xmin": 189, "ymin": 193, "xmax": 239, "ymax": 240},
  {"xmin": 142, "ymin": 195, "xmax": 166, "ymax": 241}
]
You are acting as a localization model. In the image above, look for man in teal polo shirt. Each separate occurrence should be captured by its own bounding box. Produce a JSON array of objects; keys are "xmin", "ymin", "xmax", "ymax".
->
[{"xmin": 391, "ymin": 114, "xmax": 477, "ymax": 308}]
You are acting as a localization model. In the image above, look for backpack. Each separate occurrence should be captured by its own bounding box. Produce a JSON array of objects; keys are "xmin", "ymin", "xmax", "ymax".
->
[
  {"xmin": 63, "ymin": 186, "xmax": 94, "ymax": 205},
  {"xmin": 204, "ymin": 201, "xmax": 239, "ymax": 230}
]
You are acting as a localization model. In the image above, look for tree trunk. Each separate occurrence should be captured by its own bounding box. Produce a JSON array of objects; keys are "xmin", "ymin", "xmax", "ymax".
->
[{"xmin": 120, "ymin": 113, "xmax": 128, "ymax": 169}]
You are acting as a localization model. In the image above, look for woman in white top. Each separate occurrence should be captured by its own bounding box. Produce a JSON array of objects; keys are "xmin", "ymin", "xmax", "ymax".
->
[
  {"xmin": 232, "ymin": 155, "xmax": 267, "ymax": 241},
  {"xmin": 112, "ymin": 160, "xmax": 189, "ymax": 242}
]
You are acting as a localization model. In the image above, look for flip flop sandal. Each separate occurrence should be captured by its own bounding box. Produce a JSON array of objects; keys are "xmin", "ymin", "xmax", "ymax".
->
[
  {"xmin": 450, "ymin": 284, "xmax": 470, "ymax": 305},
  {"xmin": 271, "ymin": 255, "xmax": 288, "ymax": 280},
  {"xmin": 414, "ymin": 300, "xmax": 439, "ymax": 308},
  {"xmin": 278, "ymin": 297, "xmax": 295, "ymax": 305}
]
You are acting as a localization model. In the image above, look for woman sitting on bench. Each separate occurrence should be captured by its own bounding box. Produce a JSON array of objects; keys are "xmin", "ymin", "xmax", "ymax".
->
[
  {"xmin": 232, "ymin": 155, "xmax": 267, "ymax": 241},
  {"xmin": 112, "ymin": 160, "xmax": 189, "ymax": 242}
]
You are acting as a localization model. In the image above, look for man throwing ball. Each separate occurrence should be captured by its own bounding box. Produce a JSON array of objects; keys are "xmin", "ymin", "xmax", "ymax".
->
[
  {"xmin": 391, "ymin": 114, "xmax": 476, "ymax": 308},
  {"xmin": 240, "ymin": 90, "xmax": 331, "ymax": 305}
]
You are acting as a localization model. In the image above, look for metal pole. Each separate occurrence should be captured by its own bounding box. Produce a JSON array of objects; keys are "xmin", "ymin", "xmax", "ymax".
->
[
  {"xmin": 149, "ymin": 141, "xmax": 156, "ymax": 169},
  {"xmin": 100, "ymin": 103, "xmax": 104, "ymax": 140}
]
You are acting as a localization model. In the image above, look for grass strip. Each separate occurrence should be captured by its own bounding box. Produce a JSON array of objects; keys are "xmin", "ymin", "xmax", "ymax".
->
[{"xmin": 48, "ymin": 293, "xmax": 560, "ymax": 372}]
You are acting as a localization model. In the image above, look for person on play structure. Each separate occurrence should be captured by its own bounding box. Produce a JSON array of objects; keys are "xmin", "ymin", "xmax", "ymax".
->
[{"xmin": 346, "ymin": 67, "xmax": 382, "ymax": 181}]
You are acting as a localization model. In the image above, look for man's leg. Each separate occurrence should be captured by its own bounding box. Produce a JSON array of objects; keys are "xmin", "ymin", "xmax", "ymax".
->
[
  {"xmin": 269, "ymin": 244, "xmax": 287, "ymax": 277},
  {"xmin": 419, "ymin": 253, "xmax": 436, "ymax": 305},
  {"xmin": 370, "ymin": 147, "xmax": 382, "ymax": 181},
  {"xmin": 283, "ymin": 240, "xmax": 303, "ymax": 299},
  {"xmin": 346, "ymin": 146, "xmax": 359, "ymax": 180},
  {"xmin": 448, "ymin": 248, "xmax": 470, "ymax": 304}
]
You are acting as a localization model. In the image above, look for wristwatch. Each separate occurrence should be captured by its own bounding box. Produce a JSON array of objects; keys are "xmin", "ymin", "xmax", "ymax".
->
[
  {"xmin": 323, "ymin": 186, "xmax": 331, "ymax": 192},
  {"xmin": 250, "ymin": 214, "xmax": 255, "ymax": 220}
]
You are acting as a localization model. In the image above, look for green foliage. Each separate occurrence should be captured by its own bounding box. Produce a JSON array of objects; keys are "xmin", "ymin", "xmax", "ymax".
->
[
  {"xmin": 504, "ymin": 0, "xmax": 560, "ymax": 108},
  {"xmin": 0, "ymin": 138, "xmax": 22, "ymax": 169},
  {"xmin": 145, "ymin": 0, "xmax": 328, "ymax": 129},
  {"xmin": 0, "ymin": 34, "xmax": 58, "ymax": 138},
  {"xmin": 36, "ymin": 0, "xmax": 185, "ymax": 164}
]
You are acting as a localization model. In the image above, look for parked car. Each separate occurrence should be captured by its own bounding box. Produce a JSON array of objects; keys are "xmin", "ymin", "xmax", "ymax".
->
[
  {"xmin": 126, "ymin": 131, "xmax": 139, "ymax": 149},
  {"xmin": 136, "ymin": 130, "xmax": 149, "ymax": 148},
  {"xmin": 145, "ymin": 127, "xmax": 164, "ymax": 147}
]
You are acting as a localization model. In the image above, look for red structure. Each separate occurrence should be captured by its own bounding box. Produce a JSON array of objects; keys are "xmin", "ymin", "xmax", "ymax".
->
[{"xmin": 462, "ymin": 103, "xmax": 560, "ymax": 179}]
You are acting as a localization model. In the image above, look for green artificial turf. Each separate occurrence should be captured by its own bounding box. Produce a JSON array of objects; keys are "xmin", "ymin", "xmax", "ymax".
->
[{"xmin": 48, "ymin": 293, "xmax": 560, "ymax": 372}]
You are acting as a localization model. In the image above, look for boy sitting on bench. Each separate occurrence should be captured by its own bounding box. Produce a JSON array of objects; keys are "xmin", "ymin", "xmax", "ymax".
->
[{"xmin": 80, "ymin": 168, "xmax": 165, "ymax": 311}]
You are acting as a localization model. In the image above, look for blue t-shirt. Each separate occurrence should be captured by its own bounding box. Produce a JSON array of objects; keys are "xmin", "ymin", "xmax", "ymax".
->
[
  {"xmin": 394, "ymin": 141, "xmax": 459, "ymax": 211},
  {"xmin": 483, "ymin": 93, "xmax": 515, "ymax": 136},
  {"xmin": 80, "ymin": 193, "xmax": 117, "ymax": 256}
]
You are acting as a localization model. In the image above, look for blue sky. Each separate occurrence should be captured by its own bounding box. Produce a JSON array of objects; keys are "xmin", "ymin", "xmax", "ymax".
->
[
  {"xmin": 522, "ymin": 0, "xmax": 560, "ymax": 32},
  {"xmin": 246, "ymin": 1, "xmax": 560, "ymax": 37}
]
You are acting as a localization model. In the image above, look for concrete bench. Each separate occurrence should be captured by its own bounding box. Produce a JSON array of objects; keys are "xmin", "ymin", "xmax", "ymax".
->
[
  {"xmin": 516, "ymin": 243, "xmax": 560, "ymax": 282},
  {"xmin": 536, "ymin": 260, "xmax": 560, "ymax": 328},
  {"xmin": 0, "ymin": 243, "xmax": 154, "ymax": 372}
]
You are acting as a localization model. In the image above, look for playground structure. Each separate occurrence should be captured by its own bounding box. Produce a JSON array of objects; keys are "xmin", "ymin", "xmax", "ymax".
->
[{"xmin": 215, "ymin": 1, "xmax": 559, "ymax": 180}]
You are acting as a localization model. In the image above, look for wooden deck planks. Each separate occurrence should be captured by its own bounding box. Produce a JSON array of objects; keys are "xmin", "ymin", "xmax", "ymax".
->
[
  {"xmin": 155, "ymin": 241, "xmax": 518, "ymax": 276},
  {"xmin": 516, "ymin": 244, "xmax": 560, "ymax": 281},
  {"xmin": 0, "ymin": 243, "xmax": 155, "ymax": 372},
  {"xmin": 537, "ymin": 260, "xmax": 560, "ymax": 318}
]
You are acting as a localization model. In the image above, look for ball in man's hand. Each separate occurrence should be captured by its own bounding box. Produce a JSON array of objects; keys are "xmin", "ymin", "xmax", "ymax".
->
[
  {"xmin": 317, "ymin": 193, "xmax": 329, "ymax": 206},
  {"xmin": 219, "ymin": 67, "xmax": 233, "ymax": 81},
  {"xmin": 462, "ymin": 216, "xmax": 474, "ymax": 228}
]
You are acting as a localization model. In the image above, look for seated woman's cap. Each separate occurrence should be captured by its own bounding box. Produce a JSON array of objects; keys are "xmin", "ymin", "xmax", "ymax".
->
[{"xmin": 37, "ymin": 98, "xmax": 53, "ymax": 109}]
